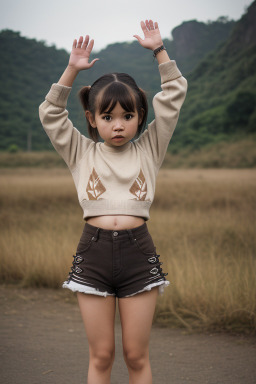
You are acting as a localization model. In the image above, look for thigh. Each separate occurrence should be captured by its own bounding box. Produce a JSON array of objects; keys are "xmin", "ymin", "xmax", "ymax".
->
[
  {"xmin": 77, "ymin": 293, "xmax": 116, "ymax": 351},
  {"xmin": 118, "ymin": 287, "xmax": 158, "ymax": 351}
]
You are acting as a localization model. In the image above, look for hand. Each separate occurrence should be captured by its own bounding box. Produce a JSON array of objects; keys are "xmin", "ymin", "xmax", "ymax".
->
[
  {"xmin": 68, "ymin": 35, "xmax": 99, "ymax": 71},
  {"xmin": 133, "ymin": 20, "xmax": 163, "ymax": 51}
]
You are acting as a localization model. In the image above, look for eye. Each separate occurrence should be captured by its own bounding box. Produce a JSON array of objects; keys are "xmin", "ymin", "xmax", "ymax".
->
[
  {"xmin": 102, "ymin": 115, "xmax": 111, "ymax": 121},
  {"xmin": 124, "ymin": 114, "xmax": 133, "ymax": 121}
]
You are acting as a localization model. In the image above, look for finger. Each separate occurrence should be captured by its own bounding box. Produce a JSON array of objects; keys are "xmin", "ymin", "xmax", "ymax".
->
[
  {"xmin": 148, "ymin": 19, "xmax": 154, "ymax": 30},
  {"xmin": 154, "ymin": 21, "xmax": 159, "ymax": 30},
  {"xmin": 140, "ymin": 20, "xmax": 147, "ymax": 34},
  {"xmin": 72, "ymin": 39, "xmax": 77, "ymax": 49},
  {"xmin": 86, "ymin": 38, "xmax": 94, "ymax": 53},
  {"xmin": 82, "ymin": 35, "xmax": 89, "ymax": 49},
  {"xmin": 133, "ymin": 34, "xmax": 143, "ymax": 44},
  {"xmin": 88, "ymin": 58, "xmax": 100, "ymax": 67},
  {"xmin": 145, "ymin": 20, "xmax": 151, "ymax": 31},
  {"xmin": 77, "ymin": 36, "xmax": 83, "ymax": 48}
]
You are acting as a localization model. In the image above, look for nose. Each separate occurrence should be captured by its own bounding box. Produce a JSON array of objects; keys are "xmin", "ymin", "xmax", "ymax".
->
[{"xmin": 113, "ymin": 119, "xmax": 124, "ymax": 131}]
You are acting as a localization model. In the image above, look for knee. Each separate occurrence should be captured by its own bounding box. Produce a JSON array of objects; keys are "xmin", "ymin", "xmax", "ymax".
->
[
  {"xmin": 91, "ymin": 348, "xmax": 115, "ymax": 372},
  {"xmin": 123, "ymin": 348, "xmax": 149, "ymax": 371}
]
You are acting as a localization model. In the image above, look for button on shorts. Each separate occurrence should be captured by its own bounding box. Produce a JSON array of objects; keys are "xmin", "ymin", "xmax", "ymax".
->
[{"xmin": 62, "ymin": 222, "xmax": 170, "ymax": 298}]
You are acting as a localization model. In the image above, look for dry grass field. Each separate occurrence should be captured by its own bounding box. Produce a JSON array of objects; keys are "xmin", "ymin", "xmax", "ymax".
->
[{"xmin": 0, "ymin": 167, "xmax": 255, "ymax": 333}]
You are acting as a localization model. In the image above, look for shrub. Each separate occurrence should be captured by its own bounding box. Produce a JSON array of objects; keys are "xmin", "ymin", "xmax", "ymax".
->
[{"xmin": 7, "ymin": 144, "xmax": 19, "ymax": 153}]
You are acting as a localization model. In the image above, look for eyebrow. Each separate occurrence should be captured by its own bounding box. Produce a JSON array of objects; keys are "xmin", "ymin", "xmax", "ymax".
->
[{"xmin": 101, "ymin": 110, "xmax": 135, "ymax": 115}]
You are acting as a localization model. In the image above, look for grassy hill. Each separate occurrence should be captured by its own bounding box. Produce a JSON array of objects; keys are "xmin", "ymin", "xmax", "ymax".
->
[{"xmin": 170, "ymin": 0, "xmax": 256, "ymax": 153}]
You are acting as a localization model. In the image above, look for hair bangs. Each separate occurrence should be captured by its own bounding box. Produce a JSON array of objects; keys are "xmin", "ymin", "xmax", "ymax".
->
[{"xmin": 99, "ymin": 82, "xmax": 136, "ymax": 115}]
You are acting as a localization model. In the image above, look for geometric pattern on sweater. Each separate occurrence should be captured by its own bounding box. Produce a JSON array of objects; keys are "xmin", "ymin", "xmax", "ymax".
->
[
  {"xmin": 86, "ymin": 168, "xmax": 106, "ymax": 200},
  {"xmin": 129, "ymin": 169, "xmax": 148, "ymax": 201}
]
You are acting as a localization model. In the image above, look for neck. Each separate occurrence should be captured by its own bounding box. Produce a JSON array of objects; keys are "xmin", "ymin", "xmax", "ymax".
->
[{"xmin": 102, "ymin": 141, "xmax": 131, "ymax": 152}]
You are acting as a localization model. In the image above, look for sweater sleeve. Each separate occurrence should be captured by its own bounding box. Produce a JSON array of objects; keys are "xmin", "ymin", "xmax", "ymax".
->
[
  {"xmin": 134, "ymin": 60, "xmax": 187, "ymax": 171},
  {"xmin": 38, "ymin": 83, "xmax": 93, "ymax": 171}
]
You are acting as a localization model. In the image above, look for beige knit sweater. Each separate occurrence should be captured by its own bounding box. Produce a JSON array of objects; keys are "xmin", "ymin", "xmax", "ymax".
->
[{"xmin": 39, "ymin": 60, "xmax": 187, "ymax": 221}]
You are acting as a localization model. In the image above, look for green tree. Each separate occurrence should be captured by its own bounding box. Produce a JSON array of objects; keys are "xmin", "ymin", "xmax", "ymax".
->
[{"xmin": 225, "ymin": 91, "xmax": 255, "ymax": 132}]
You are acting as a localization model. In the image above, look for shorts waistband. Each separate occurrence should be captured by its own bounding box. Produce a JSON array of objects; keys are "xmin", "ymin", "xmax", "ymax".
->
[{"xmin": 83, "ymin": 221, "xmax": 149, "ymax": 241}]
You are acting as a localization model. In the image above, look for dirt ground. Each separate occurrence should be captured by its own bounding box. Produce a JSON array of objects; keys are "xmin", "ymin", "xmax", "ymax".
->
[{"xmin": 0, "ymin": 284, "xmax": 255, "ymax": 384}]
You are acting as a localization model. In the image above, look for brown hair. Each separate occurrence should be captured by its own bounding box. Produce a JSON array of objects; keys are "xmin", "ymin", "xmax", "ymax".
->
[{"xmin": 79, "ymin": 73, "xmax": 148, "ymax": 142}]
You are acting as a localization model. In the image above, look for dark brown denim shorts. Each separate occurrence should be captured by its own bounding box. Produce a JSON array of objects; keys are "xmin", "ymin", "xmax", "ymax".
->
[{"xmin": 62, "ymin": 222, "xmax": 170, "ymax": 298}]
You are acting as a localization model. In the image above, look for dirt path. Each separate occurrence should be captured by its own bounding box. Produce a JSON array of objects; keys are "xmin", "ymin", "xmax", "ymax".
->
[{"xmin": 0, "ymin": 285, "xmax": 255, "ymax": 384}]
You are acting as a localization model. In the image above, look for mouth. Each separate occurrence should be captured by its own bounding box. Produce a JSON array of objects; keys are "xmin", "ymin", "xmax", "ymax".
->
[{"xmin": 112, "ymin": 135, "xmax": 124, "ymax": 140}]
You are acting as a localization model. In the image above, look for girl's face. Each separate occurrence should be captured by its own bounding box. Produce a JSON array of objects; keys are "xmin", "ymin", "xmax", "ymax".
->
[{"xmin": 88, "ymin": 102, "xmax": 141, "ymax": 148}]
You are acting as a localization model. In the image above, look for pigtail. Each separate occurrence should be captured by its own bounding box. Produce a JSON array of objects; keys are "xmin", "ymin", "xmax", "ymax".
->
[
  {"xmin": 79, "ymin": 86, "xmax": 91, "ymax": 110},
  {"xmin": 78, "ymin": 86, "xmax": 100, "ymax": 143}
]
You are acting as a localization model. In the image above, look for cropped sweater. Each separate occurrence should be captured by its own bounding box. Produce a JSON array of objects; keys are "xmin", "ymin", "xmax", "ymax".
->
[{"xmin": 39, "ymin": 60, "xmax": 187, "ymax": 221}]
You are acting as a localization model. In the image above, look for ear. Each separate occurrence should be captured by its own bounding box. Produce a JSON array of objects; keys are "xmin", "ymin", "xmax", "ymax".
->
[
  {"xmin": 85, "ymin": 110, "xmax": 97, "ymax": 128},
  {"xmin": 138, "ymin": 108, "xmax": 145, "ymax": 125}
]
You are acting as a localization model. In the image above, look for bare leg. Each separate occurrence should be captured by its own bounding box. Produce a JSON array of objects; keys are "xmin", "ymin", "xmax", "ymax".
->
[
  {"xmin": 118, "ymin": 287, "xmax": 159, "ymax": 384},
  {"xmin": 77, "ymin": 293, "xmax": 116, "ymax": 384}
]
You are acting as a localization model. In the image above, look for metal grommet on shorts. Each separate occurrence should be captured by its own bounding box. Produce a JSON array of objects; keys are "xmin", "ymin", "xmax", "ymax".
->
[
  {"xmin": 148, "ymin": 256, "xmax": 157, "ymax": 263},
  {"xmin": 150, "ymin": 267, "xmax": 158, "ymax": 275},
  {"xmin": 75, "ymin": 255, "xmax": 83, "ymax": 264}
]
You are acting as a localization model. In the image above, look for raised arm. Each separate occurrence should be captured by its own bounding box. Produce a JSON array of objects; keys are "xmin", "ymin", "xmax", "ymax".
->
[
  {"xmin": 39, "ymin": 36, "xmax": 99, "ymax": 171},
  {"xmin": 134, "ymin": 20, "xmax": 188, "ymax": 170}
]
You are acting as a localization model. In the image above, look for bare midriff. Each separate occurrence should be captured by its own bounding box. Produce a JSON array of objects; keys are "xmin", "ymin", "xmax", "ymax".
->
[{"xmin": 86, "ymin": 215, "xmax": 145, "ymax": 230}]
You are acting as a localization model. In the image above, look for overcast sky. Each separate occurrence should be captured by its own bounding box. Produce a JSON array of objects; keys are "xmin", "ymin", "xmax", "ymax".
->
[{"xmin": 0, "ymin": 0, "xmax": 252, "ymax": 52}]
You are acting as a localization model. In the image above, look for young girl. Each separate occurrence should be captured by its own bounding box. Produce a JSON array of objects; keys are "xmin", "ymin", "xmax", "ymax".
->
[{"xmin": 39, "ymin": 19, "xmax": 187, "ymax": 384}]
